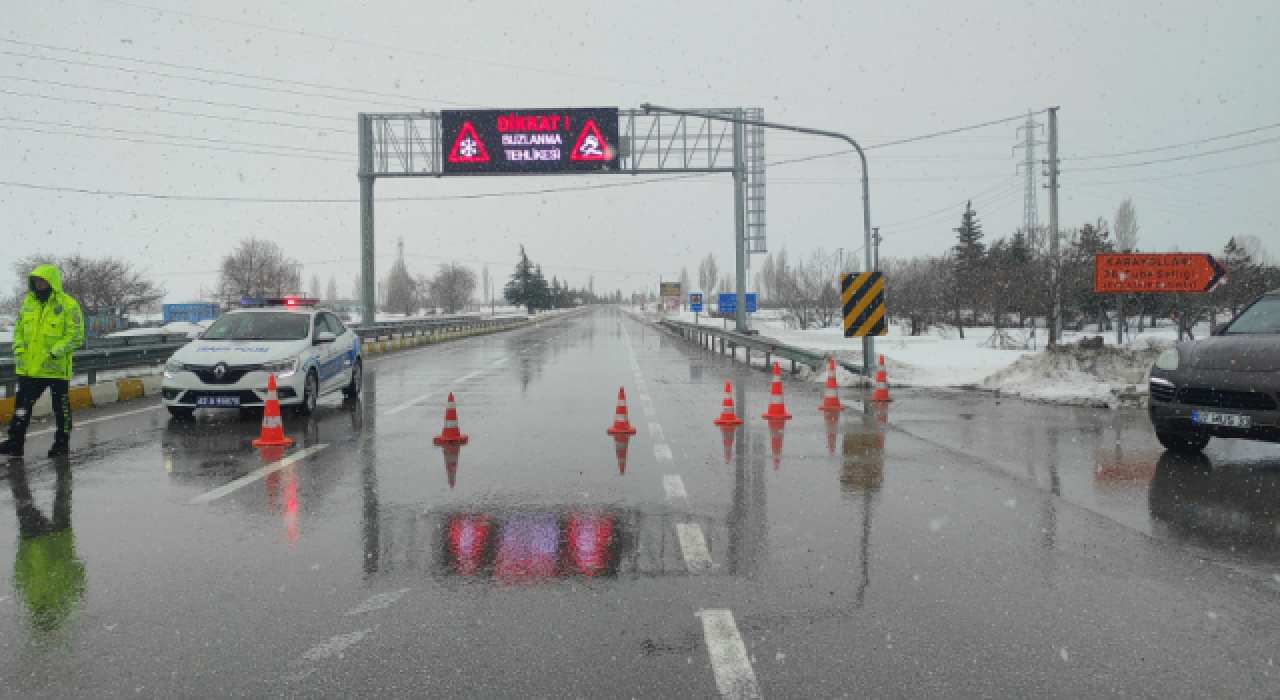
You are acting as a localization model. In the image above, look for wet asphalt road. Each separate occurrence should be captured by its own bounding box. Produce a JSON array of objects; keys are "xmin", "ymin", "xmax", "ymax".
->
[{"xmin": 3, "ymin": 306, "xmax": 1280, "ymax": 699}]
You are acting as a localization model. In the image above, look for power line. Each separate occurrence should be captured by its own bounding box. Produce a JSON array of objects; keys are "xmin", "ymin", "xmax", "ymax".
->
[
  {"xmin": 0, "ymin": 49, "xmax": 427, "ymax": 110},
  {"xmin": 0, "ymin": 124, "xmax": 350, "ymax": 162},
  {"xmin": 1062, "ymin": 120, "xmax": 1280, "ymax": 161},
  {"xmin": 1063, "ymin": 135, "xmax": 1280, "ymax": 172},
  {"xmin": 0, "ymin": 73, "xmax": 349, "ymax": 123},
  {"xmin": 96, "ymin": 0, "xmax": 786, "ymax": 102},
  {"xmin": 0, "ymin": 116, "xmax": 349, "ymax": 156},
  {"xmin": 0, "ymin": 86, "xmax": 341, "ymax": 132},
  {"xmin": 0, "ymin": 38, "xmax": 482, "ymax": 109}
]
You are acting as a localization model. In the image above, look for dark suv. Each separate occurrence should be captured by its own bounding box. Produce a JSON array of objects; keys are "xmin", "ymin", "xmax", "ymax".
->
[{"xmin": 1148, "ymin": 289, "xmax": 1280, "ymax": 453}]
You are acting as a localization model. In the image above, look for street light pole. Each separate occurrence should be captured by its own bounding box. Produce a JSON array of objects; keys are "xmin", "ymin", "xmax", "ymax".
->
[{"xmin": 641, "ymin": 104, "xmax": 876, "ymax": 378}]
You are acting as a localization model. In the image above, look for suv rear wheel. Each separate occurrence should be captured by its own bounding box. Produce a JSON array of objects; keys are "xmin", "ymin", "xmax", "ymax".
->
[{"xmin": 1156, "ymin": 431, "xmax": 1210, "ymax": 454}]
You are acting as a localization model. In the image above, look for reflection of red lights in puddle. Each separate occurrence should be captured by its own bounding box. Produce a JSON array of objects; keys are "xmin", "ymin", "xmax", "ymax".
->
[
  {"xmin": 495, "ymin": 516, "xmax": 560, "ymax": 584},
  {"xmin": 567, "ymin": 512, "xmax": 615, "ymax": 577},
  {"xmin": 265, "ymin": 456, "xmax": 300, "ymax": 544},
  {"xmin": 767, "ymin": 417, "xmax": 787, "ymax": 470},
  {"xmin": 448, "ymin": 515, "xmax": 491, "ymax": 575}
]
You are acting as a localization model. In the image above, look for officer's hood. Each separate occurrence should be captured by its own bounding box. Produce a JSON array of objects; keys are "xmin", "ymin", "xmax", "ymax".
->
[{"xmin": 28, "ymin": 264, "xmax": 64, "ymax": 295}]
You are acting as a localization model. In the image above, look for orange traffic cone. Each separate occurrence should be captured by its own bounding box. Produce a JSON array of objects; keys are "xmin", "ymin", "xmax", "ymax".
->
[
  {"xmin": 713, "ymin": 381, "xmax": 743, "ymax": 426},
  {"xmin": 605, "ymin": 387, "xmax": 638, "ymax": 436},
  {"xmin": 613, "ymin": 434, "xmax": 631, "ymax": 475},
  {"xmin": 720, "ymin": 425, "xmax": 737, "ymax": 464},
  {"xmin": 870, "ymin": 354, "xmax": 893, "ymax": 403},
  {"xmin": 761, "ymin": 362, "xmax": 793, "ymax": 420},
  {"xmin": 767, "ymin": 418, "xmax": 786, "ymax": 470},
  {"xmin": 433, "ymin": 393, "xmax": 470, "ymax": 445},
  {"xmin": 252, "ymin": 374, "xmax": 294, "ymax": 447},
  {"xmin": 441, "ymin": 444, "xmax": 462, "ymax": 488},
  {"xmin": 818, "ymin": 358, "xmax": 846, "ymax": 412}
]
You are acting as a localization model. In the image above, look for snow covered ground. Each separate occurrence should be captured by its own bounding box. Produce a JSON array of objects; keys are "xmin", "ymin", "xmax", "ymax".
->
[{"xmin": 639, "ymin": 306, "xmax": 1204, "ymax": 408}]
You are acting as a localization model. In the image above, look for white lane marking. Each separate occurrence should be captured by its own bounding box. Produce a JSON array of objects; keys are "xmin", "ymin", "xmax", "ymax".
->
[
  {"xmin": 643, "ymin": 405, "xmax": 657, "ymax": 417},
  {"xmin": 699, "ymin": 610, "xmax": 762, "ymax": 699},
  {"xmin": 300, "ymin": 628, "xmax": 373, "ymax": 662},
  {"xmin": 453, "ymin": 369, "xmax": 483, "ymax": 383},
  {"xmin": 190, "ymin": 444, "xmax": 328, "ymax": 504},
  {"xmin": 345, "ymin": 588, "xmax": 410, "ymax": 616},
  {"xmin": 676, "ymin": 523, "xmax": 712, "ymax": 572},
  {"xmin": 649, "ymin": 422, "xmax": 665, "ymax": 440},
  {"xmin": 381, "ymin": 367, "xmax": 486, "ymax": 415},
  {"xmin": 654, "ymin": 444, "xmax": 673, "ymax": 461},
  {"xmin": 382, "ymin": 392, "xmax": 434, "ymax": 416},
  {"xmin": 491, "ymin": 358, "xmax": 509, "ymax": 366},
  {"xmin": 28, "ymin": 404, "xmax": 163, "ymax": 437},
  {"xmin": 663, "ymin": 475, "xmax": 687, "ymax": 501}
]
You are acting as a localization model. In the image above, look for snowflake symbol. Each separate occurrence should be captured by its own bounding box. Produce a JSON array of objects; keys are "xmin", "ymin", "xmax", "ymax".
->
[{"xmin": 458, "ymin": 138, "xmax": 478, "ymax": 158}]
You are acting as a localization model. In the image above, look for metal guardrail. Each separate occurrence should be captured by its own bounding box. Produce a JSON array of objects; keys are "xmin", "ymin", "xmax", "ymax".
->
[
  {"xmin": 1, "ymin": 310, "xmax": 582, "ymax": 395},
  {"xmin": 657, "ymin": 318, "xmax": 865, "ymax": 377}
]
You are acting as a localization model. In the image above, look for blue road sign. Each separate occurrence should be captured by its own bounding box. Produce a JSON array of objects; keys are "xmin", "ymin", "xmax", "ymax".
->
[
  {"xmin": 717, "ymin": 293, "xmax": 757, "ymax": 314},
  {"xmin": 689, "ymin": 293, "xmax": 703, "ymax": 312}
]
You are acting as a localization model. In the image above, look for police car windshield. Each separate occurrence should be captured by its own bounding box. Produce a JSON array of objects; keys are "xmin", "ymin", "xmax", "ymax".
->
[
  {"xmin": 202, "ymin": 312, "xmax": 311, "ymax": 341},
  {"xmin": 1223, "ymin": 296, "xmax": 1280, "ymax": 334}
]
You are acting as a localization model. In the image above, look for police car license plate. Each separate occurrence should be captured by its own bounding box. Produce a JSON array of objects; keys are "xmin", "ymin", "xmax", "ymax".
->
[
  {"xmin": 1192, "ymin": 411, "xmax": 1251, "ymax": 429},
  {"xmin": 196, "ymin": 396, "xmax": 241, "ymax": 407}
]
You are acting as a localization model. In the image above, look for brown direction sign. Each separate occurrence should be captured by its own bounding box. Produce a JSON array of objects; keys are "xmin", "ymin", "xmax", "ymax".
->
[{"xmin": 1094, "ymin": 253, "xmax": 1226, "ymax": 294}]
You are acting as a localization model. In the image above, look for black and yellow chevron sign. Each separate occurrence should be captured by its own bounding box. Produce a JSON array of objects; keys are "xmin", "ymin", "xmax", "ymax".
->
[{"xmin": 841, "ymin": 272, "xmax": 887, "ymax": 337}]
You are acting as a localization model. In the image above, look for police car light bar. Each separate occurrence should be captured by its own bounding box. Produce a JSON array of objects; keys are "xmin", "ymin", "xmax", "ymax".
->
[{"xmin": 240, "ymin": 297, "xmax": 320, "ymax": 308}]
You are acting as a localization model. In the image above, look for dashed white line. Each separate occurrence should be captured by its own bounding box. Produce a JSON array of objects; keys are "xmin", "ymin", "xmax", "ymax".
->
[
  {"xmin": 699, "ymin": 610, "xmax": 762, "ymax": 699},
  {"xmin": 663, "ymin": 475, "xmax": 688, "ymax": 501},
  {"xmin": 654, "ymin": 444, "xmax": 673, "ymax": 461},
  {"xmin": 28, "ymin": 401, "xmax": 162, "ymax": 435},
  {"xmin": 382, "ymin": 392, "xmax": 435, "ymax": 416},
  {"xmin": 648, "ymin": 422, "xmax": 665, "ymax": 440},
  {"xmin": 190, "ymin": 444, "xmax": 328, "ymax": 504},
  {"xmin": 300, "ymin": 628, "xmax": 373, "ymax": 662},
  {"xmin": 676, "ymin": 523, "xmax": 712, "ymax": 573},
  {"xmin": 345, "ymin": 588, "xmax": 410, "ymax": 616},
  {"xmin": 453, "ymin": 369, "xmax": 483, "ymax": 384}
]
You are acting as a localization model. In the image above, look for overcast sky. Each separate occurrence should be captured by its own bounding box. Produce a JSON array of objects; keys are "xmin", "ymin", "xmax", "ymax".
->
[{"xmin": 3, "ymin": 0, "xmax": 1276, "ymax": 302}]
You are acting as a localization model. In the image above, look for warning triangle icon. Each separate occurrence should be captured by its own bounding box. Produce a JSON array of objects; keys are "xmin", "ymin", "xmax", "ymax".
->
[
  {"xmin": 570, "ymin": 119, "xmax": 611, "ymax": 161},
  {"xmin": 447, "ymin": 121, "xmax": 490, "ymax": 163}
]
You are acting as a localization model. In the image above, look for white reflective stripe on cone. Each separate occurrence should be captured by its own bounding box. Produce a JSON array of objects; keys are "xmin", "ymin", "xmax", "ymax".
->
[{"xmin": 262, "ymin": 416, "xmax": 282, "ymax": 428}]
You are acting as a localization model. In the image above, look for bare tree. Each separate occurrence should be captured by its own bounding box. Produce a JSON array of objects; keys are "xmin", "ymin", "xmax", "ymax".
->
[
  {"xmin": 7, "ymin": 253, "xmax": 165, "ymax": 315},
  {"xmin": 481, "ymin": 265, "xmax": 491, "ymax": 310},
  {"xmin": 309, "ymin": 273, "xmax": 321, "ymax": 300},
  {"xmin": 216, "ymin": 238, "xmax": 301, "ymax": 302},
  {"xmin": 351, "ymin": 273, "xmax": 362, "ymax": 300},
  {"xmin": 414, "ymin": 273, "xmax": 434, "ymax": 313},
  {"xmin": 326, "ymin": 275, "xmax": 338, "ymax": 301},
  {"xmin": 698, "ymin": 254, "xmax": 719, "ymax": 300},
  {"xmin": 431, "ymin": 263, "xmax": 478, "ymax": 314},
  {"xmin": 383, "ymin": 257, "xmax": 417, "ymax": 315}
]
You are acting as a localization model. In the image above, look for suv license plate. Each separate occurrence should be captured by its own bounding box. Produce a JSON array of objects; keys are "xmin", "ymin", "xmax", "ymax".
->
[
  {"xmin": 1192, "ymin": 411, "xmax": 1251, "ymax": 428},
  {"xmin": 196, "ymin": 396, "xmax": 241, "ymax": 407}
]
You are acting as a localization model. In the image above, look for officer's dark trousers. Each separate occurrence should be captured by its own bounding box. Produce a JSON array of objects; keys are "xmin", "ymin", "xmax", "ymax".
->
[{"xmin": 7, "ymin": 377, "xmax": 72, "ymax": 445}]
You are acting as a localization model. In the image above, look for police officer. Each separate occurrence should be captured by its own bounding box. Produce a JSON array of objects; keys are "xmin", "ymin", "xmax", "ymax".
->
[{"xmin": 0, "ymin": 264, "xmax": 84, "ymax": 458}]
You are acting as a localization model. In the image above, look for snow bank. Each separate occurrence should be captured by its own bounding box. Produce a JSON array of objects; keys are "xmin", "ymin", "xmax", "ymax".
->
[
  {"xmin": 981, "ymin": 337, "xmax": 1171, "ymax": 408},
  {"xmin": 639, "ymin": 306, "xmax": 1174, "ymax": 408}
]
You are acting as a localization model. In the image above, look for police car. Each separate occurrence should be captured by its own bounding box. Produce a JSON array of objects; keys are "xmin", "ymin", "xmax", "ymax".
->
[{"xmin": 161, "ymin": 298, "xmax": 362, "ymax": 418}]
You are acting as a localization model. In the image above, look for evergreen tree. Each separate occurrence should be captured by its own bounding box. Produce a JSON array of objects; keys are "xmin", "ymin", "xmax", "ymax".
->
[
  {"xmin": 504, "ymin": 246, "xmax": 539, "ymax": 314},
  {"xmin": 950, "ymin": 201, "xmax": 985, "ymax": 338}
]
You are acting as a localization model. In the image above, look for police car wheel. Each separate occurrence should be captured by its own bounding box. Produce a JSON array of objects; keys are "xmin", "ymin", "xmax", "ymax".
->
[
  {"xmin": 293, "ymin": 371, "xmax": 318, "ymax": 416},
  {"xmin": 343, "ymin": 360, "xmax": 363, "ymax": 398}
]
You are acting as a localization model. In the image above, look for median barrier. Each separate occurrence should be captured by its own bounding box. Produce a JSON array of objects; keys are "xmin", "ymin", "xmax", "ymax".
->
[
  {"xmin": 89, "ymin": 382, "xmax": 119, "ymax": 406},
  {"xmin": 68, "ymin": 387, "xmax": 94, "ymax": 411}
]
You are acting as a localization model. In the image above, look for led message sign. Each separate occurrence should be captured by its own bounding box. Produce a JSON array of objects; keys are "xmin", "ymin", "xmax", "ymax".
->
[{"xmin": 441, "ymin": 108, "xmax": 620, "ymax": 175}]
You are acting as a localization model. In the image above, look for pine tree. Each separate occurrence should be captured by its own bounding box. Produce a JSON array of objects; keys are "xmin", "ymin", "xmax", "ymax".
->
[
  {"xmin": 504, "ymin": 246, "xmax": 539, "ymax": 314},
  {"xmin": 950, "ymin": 201, "xmax": 985, "ymax": 338}
]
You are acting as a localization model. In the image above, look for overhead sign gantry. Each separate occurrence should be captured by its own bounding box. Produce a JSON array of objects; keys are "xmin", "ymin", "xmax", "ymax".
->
[{"xmin": 356, "ymin": 107, "xmax": 766, "ymax": 330}]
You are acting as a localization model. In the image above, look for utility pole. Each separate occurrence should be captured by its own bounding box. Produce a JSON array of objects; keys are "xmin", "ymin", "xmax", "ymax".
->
[
  {"xmin": 732, "ymin": 107, "xmax": 749, "ymax": 333},
  {"xmin": 872, "ymin": 228, "xmax": 882, "ymax": 270},
  {"xmin": 1046, "ymin": 107, "xmax": 1061, "ymax": 346}
]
